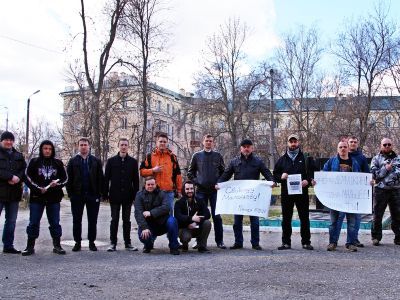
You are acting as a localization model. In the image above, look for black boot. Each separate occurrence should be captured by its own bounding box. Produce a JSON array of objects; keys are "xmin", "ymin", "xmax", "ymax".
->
[
  {"xmin": 53, "ymin": 238, "xmax": 66, "ymax": 255},
  {"xmin": 21, "ymin": 238, "xmax": 35, "ymax": 256}
]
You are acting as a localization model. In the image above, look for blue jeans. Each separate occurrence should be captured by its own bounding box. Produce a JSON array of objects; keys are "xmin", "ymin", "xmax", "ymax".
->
[
  {"xmin": 329, "ymin": 210, "xmax": 357, "ymax": 245},
  {"xmin": 196, "ymin": 191, "xmax": 223, "ymax": 244},
  {"xmin": 0, "ymin": 201, "xmax": 19, "ymax": 249},
  {"xmin": 233, "ymin": 215, "xmax": 259, "ymax": 246},
  {"xmin": 164, "ymin": 191, "xmax": 175, "ymax": 215},
  {"xmin": 138, "ymin": 216, "xmax": 179, "ymax": 250},
  {"xmin": 27, "ymin": 202, "xmax": 62, "ymax": 239},
  {"xmin": 337, "ymin": 212, "xmax": 361, "ymax": 244}
]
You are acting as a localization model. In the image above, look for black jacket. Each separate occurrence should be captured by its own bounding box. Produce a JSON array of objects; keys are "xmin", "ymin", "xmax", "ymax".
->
[
  {"xmin": 134, "ymin": 188, "xmax": 169, "ymax": 231},
  {"xmin": 66, "ymin": 154, "xmax": 104, "ymax": 198},
  {"xmin": 187, "ymin": 150, "xmax": 225, "ymax": 193},
  {"xmin": 0, "ymin": 146, "xmax": 26, "ymax": 202},
  {"xmin": 104, "ymin": 153, "xmax": 139, "ymax": 204},
  {"xmin": 218, "ymin": 153, "xmax": 274, "ymax": 182},
  {"xmin": 273, "ymin": 150, "xmax": 316, "ymax": 196},
  {"xmin": 174, "ymin": 196, "xmax": 211, "ymax": 228}
]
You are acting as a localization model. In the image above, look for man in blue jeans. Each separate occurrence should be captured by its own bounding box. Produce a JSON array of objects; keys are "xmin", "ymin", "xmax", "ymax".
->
[
  {"xmin": 134, "ymin": 176, "xmax": 179, "ymax": 255},
  {"xmin": 187, "ymin": 134, "xmax": 226, "ymax": 249},
  {"xmin": 23, "ymin": 140, "xmax": 68, "ymax": 255},
  {"xmin": 0, "ymin": 131, "xmax": 26, "ymax": 254},
  {"xmin": 217, "ymin": 139, "xmax": 275, "ymax": 250},
  {"xmin": 316, "ymin": 140, "xmax": 361, "ymax": 252}
]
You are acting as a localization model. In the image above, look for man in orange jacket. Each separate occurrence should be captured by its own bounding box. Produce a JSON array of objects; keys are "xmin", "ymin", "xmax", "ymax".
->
[{"xmin": 140, "ymin": 134, "xmax": 182, "ymax": 214}]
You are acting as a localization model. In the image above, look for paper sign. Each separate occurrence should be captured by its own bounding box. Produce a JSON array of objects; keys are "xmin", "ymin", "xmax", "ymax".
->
[
  {"xmin": 216, "ymin": 180, "xmax": 273, "ymax": 217},
  {"xmin": 287, "ymin": 174, "xmax": 302, "ymax": 195},
  {"xmin": 314, "ymin": 171, "xmax": 372, "ymax": 214}
]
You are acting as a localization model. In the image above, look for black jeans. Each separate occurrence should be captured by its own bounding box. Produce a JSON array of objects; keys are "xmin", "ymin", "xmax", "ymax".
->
[
  {"xmin": 372, "ymin": 188, "xmax": 400, "ymax": 241},
  {"xmin": 110, "ymin": 202, "xmax": 132, "ymax": 245},
  {"xmin": 70, "ymin": 195, "xmax": 100, "ymax": 243},
  {"xmin": 196, "ymin": 191, "xmax": 223, "ymax": 244},
  {"xmin": 281, "ymin": 194, "xmax": 311, "ymax": 245}
]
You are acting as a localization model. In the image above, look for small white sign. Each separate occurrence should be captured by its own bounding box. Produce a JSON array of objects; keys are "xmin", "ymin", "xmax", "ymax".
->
[
  {"xmin": 216, "ymin": 180, "xmax": 273, "ymax": 217},
  {"xmin": 287, "ymin": 174, "xmax": 302, "ymax": 195}
]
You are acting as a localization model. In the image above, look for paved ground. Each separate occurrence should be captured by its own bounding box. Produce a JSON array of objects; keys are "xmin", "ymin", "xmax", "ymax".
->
[{"xmin": 1, "ymin": 201, "xmax": 400, "ymax": 299}]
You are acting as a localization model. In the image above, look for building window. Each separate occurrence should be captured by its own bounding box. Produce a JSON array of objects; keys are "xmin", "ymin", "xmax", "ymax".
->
[
  {"xmin": 74, "ymin": 99, "xmax": 80, "ymax": 111},
  {"xmin": 167, "ymin": 104, "xmax": 171, "ymax": 115},
  {"xmin": 157, "ymin": 100, "xmax": 161, "ymax": 112},
  {"xmin": 121, "ymin": 117, "xmax": 128, "ymax": 129},
  {"xmin": 121, "ymin": 97, "xmax": 128, "ymax": 109},
  {"xmin": 146, "ymin": 119, "xmax": 152, "ymax": 129},
  {"xmin": 385, "ymin": 116, "xmax": 391, "ymax": 128},
  {"xmin": 177, "ymin": 109, "xmax": 181, "ymax": 120}
]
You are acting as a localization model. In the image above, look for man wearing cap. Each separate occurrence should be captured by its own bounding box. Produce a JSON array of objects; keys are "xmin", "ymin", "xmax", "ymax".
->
[
  {"xmin": 273, "ymin": 134, "xmax": 315, "ymax": 250},
  {"xmin": 217, "ymin": 139, "xmax": 275, "ymax": 250},
  {"xmin": 0, "ymin": 131, "xmax": 26, "ymax": 254}
]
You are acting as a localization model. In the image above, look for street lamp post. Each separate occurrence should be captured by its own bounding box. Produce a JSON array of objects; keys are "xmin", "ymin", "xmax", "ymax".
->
[
  {"xmin": 269, "ymin": 69, "xmax": 275, "ymax": 168},
  {"xmin": 25, "ymin": 90, "xmax": 40, "ymax": 158}
]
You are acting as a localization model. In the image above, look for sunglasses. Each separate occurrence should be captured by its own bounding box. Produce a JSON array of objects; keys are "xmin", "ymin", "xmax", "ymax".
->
[{"xmin": 383, "ymin": 143, "xmax": 392, "ymax": 147}]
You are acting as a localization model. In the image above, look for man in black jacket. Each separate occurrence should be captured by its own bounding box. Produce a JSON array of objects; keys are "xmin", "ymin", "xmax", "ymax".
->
[
  {"xmin": 66, "ymin": 137, "xmax": 104, "ymax": 252},
  {"xmin": 174, "ymin": 180, "xmax": 211, "ymax": 253},
  {"xmin": 187, "ymin": 134, "xmax": 226, "ymax": 249},
  {"xmin": 217, "ymin": 139, "xmax": 275, "ymax": 250},
  {"xmin": 134, "ymin": 176, "xmax": 179, "ymax": 255},
  {"xmin": 104, "ymin": 138, "xmax": 139, "ymax": 252},
  {"xmin": 0, "ymin": 131, "xmax": 26, "ymax": 254},
  {"xmin": 273, "ymin": 134, "xmax": 315, "ymax": 250},
  {"xmin": 23, "ymin": 140, "xmax": 68, "ymax": 255}
]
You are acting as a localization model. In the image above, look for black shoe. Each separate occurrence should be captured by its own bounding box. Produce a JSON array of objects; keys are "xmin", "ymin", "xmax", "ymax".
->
[
  {"xmin": 394, "ymin": 239, "xmax": 400, "ymax": 246},
  {"xmin": 278, "ymin": 244, "xmax": 291, "ymax": 250},
  {"xmin": 182, "ymin": 243, "xmax": 188, "ymax": 252},
  {"xmin": 22, "ymin": 238, "xmax": 36, "ymax": 256},
  {"xmin": 302, "ymin": 244, "xmax": 314, "ymax": 250},
  {"xmin": 52, "ymin": 238, "xmax": 66, "ymax": 255},
  {"xmin": 143, "ymin": 247, "xmax": 151, "ymax": 253},
  {"xmin": 198, "ymin": 246, "xmax": 211, "ymax": 253},
  {"xmin": 3, "ymin": 247, "xmax": 21, "ymax": 254},
  {"xmin": 354, "ymin": 241, "xmax": 364, "ymax": 248},
  {"xmin": 252, "ymin": 245, "xmax": 262, "ymax": 250},
  {"xmin": 89, "ymin": 242, "xmax": 97, "ymax": 251},
  {"xmin": 372, "ymin": 239, "xmax": 380, "ymax": 246},
  {"xmin": 217, "ymin": 242, "xmax": 226, "ymax": 249},
  {"xmin": 72, "ymin": 242, "xmax": 81, "ymax": 252},
  {"xmin": 125, "ymin": 244, "xmax": 138, "ymax": 251},
  {"xmin": 170, "ymin": 248, "xmax": 180, "ymax": 255},
  {"xmin": 107, "ymin": 244, "xmax": 116, "ymax": 252},
  {"xmin": 230, "ymin": 244, "xmax": 243, "ymax": 250}
]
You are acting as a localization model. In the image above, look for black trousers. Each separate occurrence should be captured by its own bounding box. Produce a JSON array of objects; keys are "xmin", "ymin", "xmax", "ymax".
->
[
  {"xmin": 281, "ymin": 194, "xmax": 311, "ymax": 245},
  {"xmin": 110, "ymin": 202, "xmax": 132, "ymax": 245},
  {"xmin": 70, "ymin": 195, "xmax": 100, "ymax": 243}
]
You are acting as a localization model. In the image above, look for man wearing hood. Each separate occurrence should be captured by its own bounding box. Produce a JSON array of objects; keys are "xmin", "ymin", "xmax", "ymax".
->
[
  {"xmin": 0, "ymin": 131, "xmax": 26, "ymax": 254},
  {"xmin": 273, "ymin": 134, "xmax": 315, "ymax": 251},
  {"xmin": 174, "ymin": 180, "xmax": 211, "ymax": 253},
  {"xmin": 66, "ymin": 137, "xmax": 104, "ymax": 252},
  {"xmin": 23, "ymin": 140, "xmax": 68, "ymax": 255},
  {"xmin": 370, "ymin": 138, "xmax": 400, "ymax": 246},
  {"xmin": 140, "ymin": 134, "xmax": 182, "ymax": 214}
]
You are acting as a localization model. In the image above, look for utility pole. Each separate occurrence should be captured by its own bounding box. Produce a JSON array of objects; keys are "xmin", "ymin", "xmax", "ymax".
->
[
  {"xmin": 25, "ymin": 90, "xmax": 40, "ymax": 158},
  {"xmin": 269, "ymin": 69, "xmax": 275, "ymax": 168}
]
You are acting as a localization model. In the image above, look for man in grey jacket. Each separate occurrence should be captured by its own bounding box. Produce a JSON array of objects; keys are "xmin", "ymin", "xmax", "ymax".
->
[{"xmin": 370, "ymin": 138, "xmax": 400, "ymax": 246}]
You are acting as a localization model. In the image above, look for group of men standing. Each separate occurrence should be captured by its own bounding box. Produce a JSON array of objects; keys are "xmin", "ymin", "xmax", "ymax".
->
[{"xmin": 1, "ymin": 128, "xmax": 400, "ymax": 255}]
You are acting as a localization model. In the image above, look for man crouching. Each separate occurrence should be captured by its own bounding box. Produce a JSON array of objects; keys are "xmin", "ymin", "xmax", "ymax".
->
[
  {"xmin": 174, "ymin": 180, "xmax": 211, "ymax": 253},
  {"xmin": 134, "ymin": 176, "xmax": 180, "ymax": 255}
]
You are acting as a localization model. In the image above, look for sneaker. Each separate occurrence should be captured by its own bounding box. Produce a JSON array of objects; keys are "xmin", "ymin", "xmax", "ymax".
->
[
  {"xmin": 252, "ymin": 245, "xmax": 262, "ymax": 250},
  {"xmin": 372, "ymin": 239, "xmax": 380, "ymax": 246},
  {"xmin": 277, "ymin": 244, "xmax": 291, "ymax": 250},
  {"xmin": 345, "ymin": 244, "xmax": 358, "ymax": 252},
  {"xmin": 72, "ymin": 242, "xmax": 81, "ymax": 252},
  {"xmin": 170, "ymin": 248, "xmax": 180, "ymax": 255},
  {"xmin": 181, "ymin": 243, "xmax": 188, "ymax": 252},
  {"xmin": 125, "ymin": 244, "xmax": 138, "ymax": 251},
  {"xmin": 302, "ymin": 244, "xmax": 314, "ymax": 250},
  {"xmin": 192, "ymin": 242, "xmax": 198, "ymax": 249},
  {"xmin": 230, "ymin": 244, "xmax": 243, "ymax": 250},
  {"xmin": 198, "ymin": 246, "xmax": 211, "ymax": 253},
  {"xmin": 354, "ymin": 240, "xmax": 364, "ymax": 248},
  {"xmin": 107, "ymin": 244, "xmax": 116, "ymax": 252},
  {"xmin": 216, "ymin": 242, "xmax": 226, "ymax": 249},
  {"xmin": 143, "ymin": 247, "xmax": 151, "ymax": 253},
  {"xmin": 89, "ymin": 242, "xmax": 97, "ymax": 251},
  {"xmin": 3, "ymin": 247, "xmax": 21, "ymax": 254},
  {"xmin": 327, "ymin": 243, "xmax": 337, "ymax": 251}
]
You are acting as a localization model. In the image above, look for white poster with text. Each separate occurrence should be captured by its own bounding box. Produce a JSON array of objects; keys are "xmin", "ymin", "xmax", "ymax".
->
[
  {"xmin": 314, "ymin": 171, "xmax": 372, "ymax": 214},
  {"xmin": 216, "ymin": 180, "xmax": 274, "ymax": 217}
]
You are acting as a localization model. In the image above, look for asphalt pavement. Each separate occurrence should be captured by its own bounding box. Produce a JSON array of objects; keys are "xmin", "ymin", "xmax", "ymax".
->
[{"xmin": 0, "ymin": 201, "xmax": 399, "ymax": 299}]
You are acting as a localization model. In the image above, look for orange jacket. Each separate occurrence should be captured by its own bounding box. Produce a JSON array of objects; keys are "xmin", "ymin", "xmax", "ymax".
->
[{"xmin": 140, "ymin": 148, "xmax": 182, "ymax": 193}]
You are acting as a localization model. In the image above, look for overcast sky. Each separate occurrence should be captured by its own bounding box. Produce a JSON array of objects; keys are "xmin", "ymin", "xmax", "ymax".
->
[{"xmin": 0, "ymin": 0, "xmax": 399, "ymax": 129}]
